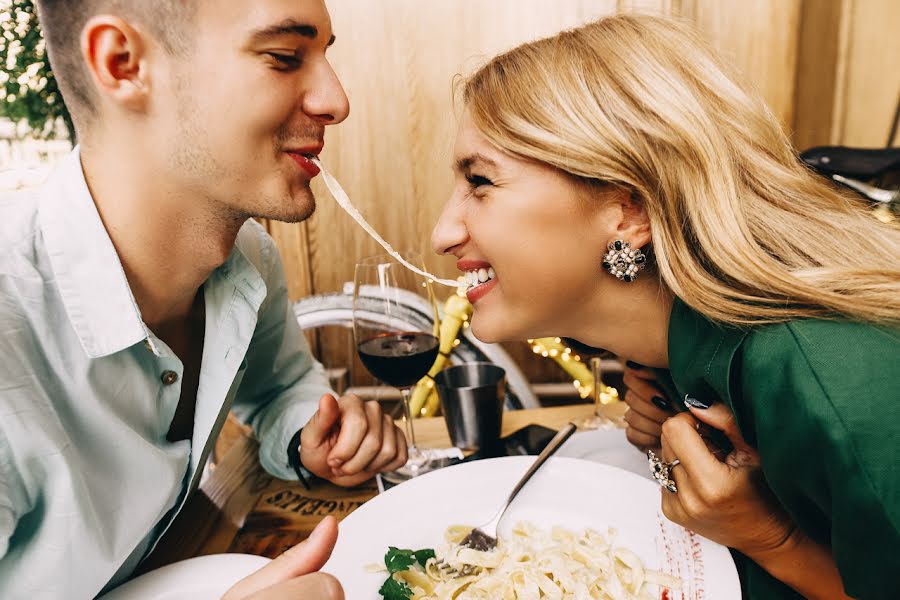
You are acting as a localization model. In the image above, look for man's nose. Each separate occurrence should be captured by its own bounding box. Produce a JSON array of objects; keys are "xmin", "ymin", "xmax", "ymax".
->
[
  {"xmin": 431, "ymin": 193, "xmax": 468, "ymax": 256},
  {"xmin": 304, "ymin": 59, "xmax": 350, "ymax": 125}
]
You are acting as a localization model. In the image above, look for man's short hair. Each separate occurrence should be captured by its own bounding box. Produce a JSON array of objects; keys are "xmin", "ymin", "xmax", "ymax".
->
[{"xmin": 35, "ymin": 0, "xmax": 195, "ymax": 124}]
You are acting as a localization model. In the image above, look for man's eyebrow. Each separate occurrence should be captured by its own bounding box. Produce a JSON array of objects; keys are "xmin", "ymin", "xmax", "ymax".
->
[
  {"xmin": 249, "ymin": 19, "xmax": 336, "ymax": 46},
  {"xmin": 455, "ymin": 153, "xmax": 498, "ymax": 172}
]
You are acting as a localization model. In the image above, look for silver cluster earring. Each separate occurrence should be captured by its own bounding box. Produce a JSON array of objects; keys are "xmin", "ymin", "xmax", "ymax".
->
[{"xmin": 602, "ymin": 240, "xmax": 646, "ymax": 282}]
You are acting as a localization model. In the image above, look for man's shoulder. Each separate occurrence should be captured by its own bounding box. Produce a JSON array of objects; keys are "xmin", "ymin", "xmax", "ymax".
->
[
  {"xmin": 0, "ymin": 191, "xmax": 49, "ymax": 303},
  {"xmin": 0, "ymin": 190, "xmax": 42, "ymax": 261}
]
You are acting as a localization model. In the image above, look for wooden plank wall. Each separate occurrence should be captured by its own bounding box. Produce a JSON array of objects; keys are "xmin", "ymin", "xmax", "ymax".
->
[{"xmin": 263, "ymin": 0, "xmax": 899, "ymax": 388}]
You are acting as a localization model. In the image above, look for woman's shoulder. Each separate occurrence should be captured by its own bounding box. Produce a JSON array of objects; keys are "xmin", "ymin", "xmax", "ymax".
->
[{"xmin": 739, "ymin": 318, "xmax": 899, "ymax": 418}]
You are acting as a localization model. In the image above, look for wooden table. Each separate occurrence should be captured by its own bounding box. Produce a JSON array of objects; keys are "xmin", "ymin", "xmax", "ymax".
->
[{"xmin": 141, "ymin": 404, "xmax": 597, "ymax": 573}]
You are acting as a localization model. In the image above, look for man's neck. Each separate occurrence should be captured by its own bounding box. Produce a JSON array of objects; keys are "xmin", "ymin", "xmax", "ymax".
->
[{"xmin": 79, "ymin": 146, "xmax": 246, "ymax": 329}]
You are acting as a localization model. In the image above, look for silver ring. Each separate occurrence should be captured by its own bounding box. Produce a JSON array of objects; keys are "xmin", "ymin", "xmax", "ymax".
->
[{"xmin": 648, "ymin": 450, "xmax": 680, "ymax": 493}]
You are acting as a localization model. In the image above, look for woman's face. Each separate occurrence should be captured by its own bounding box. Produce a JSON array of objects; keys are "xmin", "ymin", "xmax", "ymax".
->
[{"xmin": 431, "ymin": 111, "xmax": 620, "ymax": 343}]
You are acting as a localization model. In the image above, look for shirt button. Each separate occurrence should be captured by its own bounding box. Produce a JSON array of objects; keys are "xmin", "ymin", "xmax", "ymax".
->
[{"xmin": 161, "ymin": 370, "xmax": 179, "ymax": 385}]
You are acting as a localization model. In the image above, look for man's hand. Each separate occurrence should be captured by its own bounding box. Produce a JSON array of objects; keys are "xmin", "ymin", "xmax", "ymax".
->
[
  {"xmin": 300, "ymin": 394, "xmax": 408, "ymax": 487},
  {"xmin": 622, "ymin": 364, "xmax": 674, "ymax": 453},
  {"xmin": 222, "ymin": 516, "xmax": 343, "ymax": 599}
]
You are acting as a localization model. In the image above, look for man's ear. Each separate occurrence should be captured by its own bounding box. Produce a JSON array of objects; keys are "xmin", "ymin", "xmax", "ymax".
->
[{"xmin": 80, "ymin": 15, "xmax": 149, "ymax": 111}]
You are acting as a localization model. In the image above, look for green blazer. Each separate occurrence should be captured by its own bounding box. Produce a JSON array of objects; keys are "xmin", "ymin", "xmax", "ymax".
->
[{"xmin": 659, "ymin": 299, "xmax": 900, "ymax": 600}]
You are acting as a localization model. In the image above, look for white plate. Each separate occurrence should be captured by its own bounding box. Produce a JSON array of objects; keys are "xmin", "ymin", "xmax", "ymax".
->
[
  {"xmin": 99, "ymin": 554, "xmax": 271, "ymax": 600},
  {"xmin": 324, "ymin": 456, "xmax": 741, "ymax": 599},
  {"xmin": 557, "ymin": 427, "xmax": 653, "ymax": 479}
]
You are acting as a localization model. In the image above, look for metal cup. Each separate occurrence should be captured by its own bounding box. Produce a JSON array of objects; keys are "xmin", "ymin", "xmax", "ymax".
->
[{"xmin": 434, "ymin": 362, "xmax": 505, "ymax": 451}]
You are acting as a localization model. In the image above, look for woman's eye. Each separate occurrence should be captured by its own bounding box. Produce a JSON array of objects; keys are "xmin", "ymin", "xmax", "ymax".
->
[
  {"xmin": 267, "ymin": 53, "xmax": 302, "ymax": 70},
  {"xmin": 466, "ymin": 174, "xmax": 493, "ymax": 188}
]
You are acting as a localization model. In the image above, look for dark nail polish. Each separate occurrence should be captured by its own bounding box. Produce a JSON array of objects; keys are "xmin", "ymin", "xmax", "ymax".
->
[
  {"xmin": 684, "ymin": 394, "xmax": 714, "ymax": 410},
  {"xmin": 651, "ymin": 396, "xmax": 671, "ymax": 411},
  {"xmin": 625, "ymin": 360, "xmax": 645, "ymax": 370}
]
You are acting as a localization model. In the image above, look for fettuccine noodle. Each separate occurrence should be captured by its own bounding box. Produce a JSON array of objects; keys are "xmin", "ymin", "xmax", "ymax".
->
[{"xmin": 375, "ymin": 521, "xmax": 681, "ymax": 599}]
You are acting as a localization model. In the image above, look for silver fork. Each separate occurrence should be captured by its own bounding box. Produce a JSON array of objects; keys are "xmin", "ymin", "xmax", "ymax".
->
[{"xmin": 459, "ymin": 422, "xmax": 577, "ymax": 552}]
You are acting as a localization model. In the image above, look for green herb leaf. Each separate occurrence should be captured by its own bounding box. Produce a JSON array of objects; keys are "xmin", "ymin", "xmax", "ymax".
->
[
  {"xmin": 378, "ymin": 575, "xmax": 413, "ymax": 600},
  {"xmin": 413, "ymin": 548, "xmax": 436, "ymax": 567},
  {"xmin": 384, "ymin": 546, "xmax": 416, "ymax": 574}
]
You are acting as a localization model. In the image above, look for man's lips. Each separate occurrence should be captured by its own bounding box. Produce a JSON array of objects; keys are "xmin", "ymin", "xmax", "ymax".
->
[{"xmin": 286, "ymin": 149, "xmax": 322, "ymax": 178}]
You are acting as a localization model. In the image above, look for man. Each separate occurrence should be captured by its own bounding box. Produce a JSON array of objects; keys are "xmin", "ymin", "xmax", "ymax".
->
[{"xmin": 0, "ymin": 1, "xmax": 405, "ymax": 597}]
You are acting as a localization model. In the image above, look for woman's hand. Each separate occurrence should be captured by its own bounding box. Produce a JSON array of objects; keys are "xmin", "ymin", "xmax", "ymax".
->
[
  {"xmin": 659, "ymin": 403, "xmax": 796, "ymax": 559},
  {"xmin": 622, "ymin": 364, "xmax": 675, "ymax": 453}
]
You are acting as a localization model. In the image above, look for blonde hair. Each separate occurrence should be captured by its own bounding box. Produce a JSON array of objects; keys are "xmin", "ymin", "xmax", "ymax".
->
[{"xmin": 462, "ymin": 14, "xmax": 900, "ymax": 326}]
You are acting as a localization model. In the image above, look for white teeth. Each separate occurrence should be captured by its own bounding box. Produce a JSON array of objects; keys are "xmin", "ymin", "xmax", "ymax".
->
[{"xmin": 465, "ymin": 267, "xmax": 495, "ymax": 289}]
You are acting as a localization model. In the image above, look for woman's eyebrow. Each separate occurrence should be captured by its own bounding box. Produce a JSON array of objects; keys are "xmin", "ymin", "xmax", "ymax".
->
[{"xmin": 455, "ymin": 153, "xmax": 498, "ymax": 172}]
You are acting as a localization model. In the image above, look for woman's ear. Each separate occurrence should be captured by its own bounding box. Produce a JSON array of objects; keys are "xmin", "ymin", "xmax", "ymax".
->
[
  {"xmin": 591, "ymin": 186, "xmax": 652, "ymax": 249},
  {"xmin": 615, "ymin": 190, "xmax": 652, "ymax": 248}
]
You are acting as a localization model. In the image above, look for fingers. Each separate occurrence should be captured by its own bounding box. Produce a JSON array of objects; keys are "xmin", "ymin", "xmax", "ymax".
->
[
  {"xmin": 623, "ymin": 363, "xmax": 658, "ymax": 382},
  {"xmin": 324, "ymin": 395, "xmax": 370, "ymax": 470},
  {"xmin": 245, "ymin": 572, "xmax": 344, "ymax": 600},
  {"xmin": 624, "ymin": 407, "xmax": 664, "ymax": 438},
  {"xmin": 302, "ymin": 395, "xmax": 342, "ymax": 448},
  {"xmin": 685, "ymin": 402, "xmax": 754, "ymax": 455},
  {"xmin": 330, "ymin": 398, "xmax": 407, "ymax": 479},
  {"xmin": 336, "ymin": 401, "xmax": 384, "ymax": 475},
  {"xmin": 622, "ymin": 371, "xmax": 672, "ymax": 422},
  {"xmin": 622, "ymin": 368, "xmax": 673, "ymax": 452},
  {"xmin": 222, "ymin": 516, "xmax": 339, "ymax": 600},
  {"xmin": 661, "ymin": 413, "xmax": 728, "ymax": 481},
  {"xmin": 381, "ymin": 426, "xmax": 408, "ymax": 472},
  {"xmin": 362, "ymin": 415, "xmax": 402, "ymax": 473},
  {"xmin": 625, "ymin": 423, "xmax": 660, "ymax": 451}
]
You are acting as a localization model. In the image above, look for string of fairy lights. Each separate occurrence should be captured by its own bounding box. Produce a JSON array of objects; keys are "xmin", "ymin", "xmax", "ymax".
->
[{"xmin": 526, "ymin": 337, "xmax": 620, "ymax": 404}]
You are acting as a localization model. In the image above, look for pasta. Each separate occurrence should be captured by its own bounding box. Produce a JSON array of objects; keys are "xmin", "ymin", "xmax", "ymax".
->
[
  {"xmin": 313, "ymin": 158, "xmax": 464, "ymax": 289},
  {"xmin": 374, "ymin": 521, "xmax": 682, "ymax": 600}
]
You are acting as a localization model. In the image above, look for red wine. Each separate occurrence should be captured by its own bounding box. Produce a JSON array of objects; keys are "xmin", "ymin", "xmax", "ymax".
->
[{"xmin": 357, "ymin": 331, "xmax": 440, "ymax": 388}]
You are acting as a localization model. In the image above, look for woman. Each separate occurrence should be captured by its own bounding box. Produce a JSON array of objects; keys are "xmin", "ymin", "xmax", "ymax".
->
[{"xmin": 431, "ymin": 14, "xmax": 900, "ymax": 600}]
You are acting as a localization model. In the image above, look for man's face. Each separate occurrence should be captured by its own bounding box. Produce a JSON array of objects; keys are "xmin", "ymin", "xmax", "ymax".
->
[{"xmin": 151, "ymin": 0, "xmax": 349, "ymax": 223}]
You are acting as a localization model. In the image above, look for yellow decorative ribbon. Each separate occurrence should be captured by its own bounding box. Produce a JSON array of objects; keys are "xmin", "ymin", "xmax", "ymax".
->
[{"xmin": 409, "ymin": 285, "xmax": 473, "ymax": 417}]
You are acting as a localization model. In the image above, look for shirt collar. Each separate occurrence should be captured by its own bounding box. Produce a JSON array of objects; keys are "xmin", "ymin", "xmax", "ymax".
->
[
  {"xmin": 38, "ymin": 149, "xmax": 268, "ymax": 360},
  {"xmin": 38, "ymin": 148, "xmax": 152, "ymax": 358},
  {"xmin": 666, "ymin": 297, "xmax": 750, "ymax": 409}
]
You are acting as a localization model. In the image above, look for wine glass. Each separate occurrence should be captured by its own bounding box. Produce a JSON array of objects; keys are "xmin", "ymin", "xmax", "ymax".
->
[
  {"xmin": 578, "ymin": 357, "xmax": 620, "ymax": 430},
  {"xmin": 353, "ymin": 252, "xmax": 442, "ymax": 483}
]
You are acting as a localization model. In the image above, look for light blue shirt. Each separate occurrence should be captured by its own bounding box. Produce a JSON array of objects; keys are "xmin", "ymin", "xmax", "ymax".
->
[{"xmin": 0, "ymin": 150, "xmax": 333, "ymax": 598}]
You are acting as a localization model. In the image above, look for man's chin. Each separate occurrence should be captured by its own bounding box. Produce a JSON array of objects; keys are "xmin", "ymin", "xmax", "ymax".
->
[{"xmin": 260, "ymin": 189, "xmax": 317, "ymax": 223}]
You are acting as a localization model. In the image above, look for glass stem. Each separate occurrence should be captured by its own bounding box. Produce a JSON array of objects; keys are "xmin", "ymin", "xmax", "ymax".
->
[
  {"xmin": 400, "ymin": 387, "xmax": 418, "ymax": 449},
  {"xmin": 590, "ymin": 357, "xmax": 603, "ymax": 416}
]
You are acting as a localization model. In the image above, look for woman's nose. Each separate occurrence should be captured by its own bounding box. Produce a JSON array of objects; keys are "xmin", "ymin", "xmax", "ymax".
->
[{"xmin": 431, "ymin": 194, "xmax": 468, "ymax": 256}]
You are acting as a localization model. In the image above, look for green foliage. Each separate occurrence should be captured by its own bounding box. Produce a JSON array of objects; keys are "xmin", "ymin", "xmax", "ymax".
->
[
  {"xmin": 0, "ymin": 0, "xmax": 74, "ymax": 141},
  {"xmin": 378, "ymin": 576, "xmax": 413, "ymax": 600},
  {"xmin": 384, "ymin": 546, "xmax": 435, "ymax": 573},
  {"xmin": 378, "ymin": 546, "xmax": 436, "ymax": 599}
]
